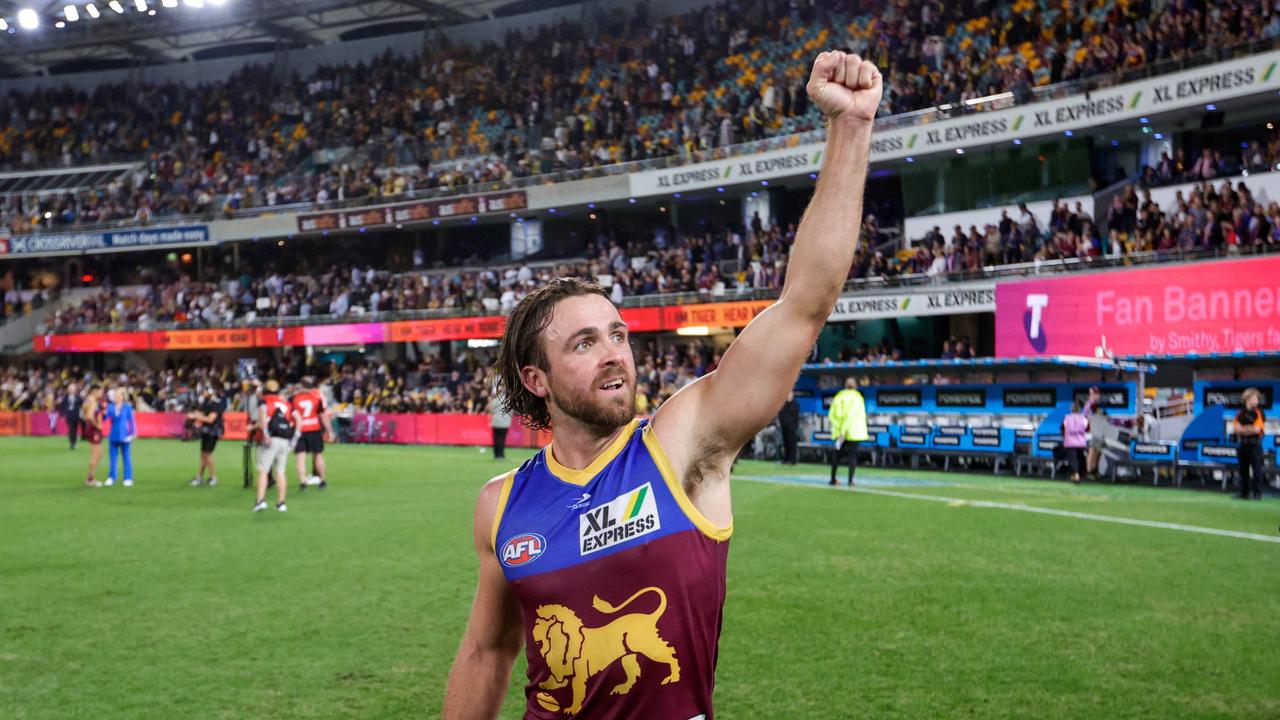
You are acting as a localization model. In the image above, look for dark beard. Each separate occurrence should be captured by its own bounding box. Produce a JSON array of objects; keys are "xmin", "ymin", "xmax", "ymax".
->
[{"xmin": 548, "ymin": 374, "xmax": 635, "ymax": 430}]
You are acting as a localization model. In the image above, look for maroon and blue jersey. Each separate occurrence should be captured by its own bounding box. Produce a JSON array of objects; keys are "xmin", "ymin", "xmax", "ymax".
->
[{"xmin": 493, "ymin": 418, "xmax": 733, "ymax": 719}]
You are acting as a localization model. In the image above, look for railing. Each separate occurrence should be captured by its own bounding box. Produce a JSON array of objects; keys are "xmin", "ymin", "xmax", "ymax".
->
[
  {"xmin": 8, "ymin": 36, "xmax": 1279, "ymax": 238},
  {"xmin": 38, "ymin": 243, "xmax": 1280, "ymax": 337}
]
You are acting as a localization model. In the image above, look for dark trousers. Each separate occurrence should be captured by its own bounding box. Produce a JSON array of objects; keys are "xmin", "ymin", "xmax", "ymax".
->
[
  {"xmin": 830, "ymin": 440, "xmax": 860, "ymax": 483},
  {"xmin": 66, "ymin": 417, "xmax": 80, "ymax": 449},
  {"xmin": 492, "ymin": 426, "xmax": 509, "ymax": 459},
  {"xmin": 780, "ymin": 423, "xmax": 798, "ymax": 464},
  {"xmin": 1238, "ymin": 443, "xmax": 1265, "ymax": 498}
]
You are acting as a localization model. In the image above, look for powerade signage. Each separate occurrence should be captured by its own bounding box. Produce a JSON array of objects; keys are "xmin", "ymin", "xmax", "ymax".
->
[
  {"xmin": 935, "ymin": 426, "xmax": 967, "ymax": 436},
  {"xmin": 876, "ymin": 390, "xmax": 922, "ymax": 407},
  {"xmin": 1131, "ymin": 442, "xmax": 1175, "ymax": 459},
  {"xmin": 3, "ymin": 226, "xmax": 210, "ymax": 256},
  {"xmin": 1202, "ymin": 445, "xmax": 1238, "ymax": 459},
  {"xmin": 1204, "ymin": 387, "xmax": 1274, "ymax": 410},
  {"xmin": 937, "ymin": 389, "xmax": 987, "ymax": 408},
  {"xmin": 1038, "ymin": 436, "xmax": 1063, "ymax": 451},
  {"xmin": 972, "ymin": 428, "xmax": 1001, "ymax": 438},
  {"xmin": 932, "ymin": 435, "xmax": 961, "ymax": 446},
  {"xmin": 1003, "ymin": 388, "xmax": 1057, "ymax": 408},
  {"xmin": 1073, "ymin": 388, "xmax": 1129, "ymax": 410}
]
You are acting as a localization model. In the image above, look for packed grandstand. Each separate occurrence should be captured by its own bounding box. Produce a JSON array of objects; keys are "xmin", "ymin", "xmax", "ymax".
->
[
  {"xmin": 0, "ymin": 0, "xmax": 1278, "ymax": 457},
  {"xmin": 4, "ymin": 3, "xmax": 1280, "ymax": 720}
]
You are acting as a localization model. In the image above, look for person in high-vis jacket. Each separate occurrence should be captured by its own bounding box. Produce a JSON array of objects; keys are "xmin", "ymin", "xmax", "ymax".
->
[{"xmin": 828, "ymin": 377, "xmax": 869, "ymax": 486}]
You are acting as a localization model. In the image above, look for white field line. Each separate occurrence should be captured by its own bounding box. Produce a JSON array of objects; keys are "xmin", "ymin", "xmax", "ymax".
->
[{"xmin": 740, "ymin": 475, "xmax": 1280, "ymax": 544}]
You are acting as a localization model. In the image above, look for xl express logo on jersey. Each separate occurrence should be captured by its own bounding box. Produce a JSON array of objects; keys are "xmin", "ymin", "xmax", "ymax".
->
[
  {"xmin": 501, "ymin": 533, "xmax": 547, "ymax": 567},
  {"xmin": 579, "ymin": 483, "xmax": 660, "ymax": 555}
]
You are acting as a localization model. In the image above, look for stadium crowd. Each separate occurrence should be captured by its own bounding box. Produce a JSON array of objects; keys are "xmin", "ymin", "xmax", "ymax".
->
[
  {"xmin": 43, "ymin": 217, "xmax": 824, "ymax": 329},
  {"xmin": 0, "ymin": 334, "xmax": 730, "ymax": 420},
  {"xmin": 4, "ymin": 0, "xmax": 1279, "ymax": 231},
  {"xmin": 35, "ymin": 172, "xmax": 1280, "ymax": 333}
]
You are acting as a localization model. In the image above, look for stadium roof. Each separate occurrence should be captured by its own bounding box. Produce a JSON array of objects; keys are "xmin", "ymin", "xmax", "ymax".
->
[{"xmin": 0, "ymin": 0, "xmax": 516, "ymax": 77}]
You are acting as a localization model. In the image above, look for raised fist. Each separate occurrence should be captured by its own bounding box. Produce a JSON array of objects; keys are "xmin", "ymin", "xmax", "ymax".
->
[{"xmin": 806, "ymin": 51, "xmax": 883, "ymax": 124}]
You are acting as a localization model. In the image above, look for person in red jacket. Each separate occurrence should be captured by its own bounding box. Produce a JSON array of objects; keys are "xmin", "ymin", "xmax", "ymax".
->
[{"xmin": 291, "ymin": 377, "xmax": 336, "ymax": 491}]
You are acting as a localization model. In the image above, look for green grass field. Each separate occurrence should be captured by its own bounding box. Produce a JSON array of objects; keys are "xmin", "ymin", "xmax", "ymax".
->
[{"xmin": 2, "ymin": 436, "xmax": 1279, "ymax": 719}]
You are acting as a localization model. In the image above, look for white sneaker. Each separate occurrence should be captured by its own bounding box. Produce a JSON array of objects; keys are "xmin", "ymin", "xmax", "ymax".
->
[
  {"xmin": 276, "ymin": 503, "xmax": 288, "ymax": 513},
  {"xmin": 253, "ymin": 500, "xmax": 268, "ymax": 513},
  {"xmin": 189, "ymin": 477, "xmax": 202, "ymax": 487},
  {"xmin": 207, "ymin": 476, "xmax": 217, "ymax": 487},
  {"xmin": 123, "ymin": 479, "xmax": 134, "ymax": 487},
  {"xmin": 104, "ymin": 479, "xmax": 115, "ymax": 487}
]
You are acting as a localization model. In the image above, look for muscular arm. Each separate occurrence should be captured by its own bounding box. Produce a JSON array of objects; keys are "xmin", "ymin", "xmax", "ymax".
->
[
  {"xmin": 653, "ymin": 52, "xmax": 881, "ymax": 506},
  {"xmin": 442, "ymin": 475, "xmax": 524, "ymax": 720}
]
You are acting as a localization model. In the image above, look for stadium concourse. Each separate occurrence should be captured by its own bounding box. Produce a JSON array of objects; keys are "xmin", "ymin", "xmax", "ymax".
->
[{"xmin": 1, "ymin": 0, "xmax": 1280, "ymax": 718}]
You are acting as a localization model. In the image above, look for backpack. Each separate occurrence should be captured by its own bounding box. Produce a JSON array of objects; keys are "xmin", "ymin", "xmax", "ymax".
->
[{"xmin": 267, "ymin": 405, "xmax": 294, "ymax": 439}]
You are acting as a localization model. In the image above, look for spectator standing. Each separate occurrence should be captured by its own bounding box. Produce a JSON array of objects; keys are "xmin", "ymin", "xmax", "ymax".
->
[
  {"xmin": 60, "ymin": 382, "xmax": 83, "ymax": 450},
  {"xmin": 1061, "ymin": 400, "xmax": 1090, "ymax": 484},
  {"xmin": 1233, "ymin": 388, "xmax": 1267, "ymax": 500},
  {"xmin": 777, "ymin": 390, "xmax": 800, "ymax": 465},
  {"xmin": 490, "ymin": 374, "xmax": 512, "ymax": 460}
]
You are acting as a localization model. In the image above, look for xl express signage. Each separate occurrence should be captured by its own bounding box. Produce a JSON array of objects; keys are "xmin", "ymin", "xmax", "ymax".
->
[
  {"xmin": 996, "ymin": 256, "xmax": 1280, "ymax": 357},
  {"xmin": 829, "ymin": 284, "xmax": 994, "ymax": 322},
  {"xmin": 2, "ymin": 226, "xmax": 210, "ymax": 257},
  {"xmin": 630, "ymin": 145, "xmax": 824, "ymax": 196},
  {"xmin": 627, "ymin": 51, "xmax": 1280, "ymax": 197}
]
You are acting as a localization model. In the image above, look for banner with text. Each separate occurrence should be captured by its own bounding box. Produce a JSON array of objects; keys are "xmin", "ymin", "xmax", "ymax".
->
[
  {"xmin": 996, "ymin": 256, "xmax": 1280, "ymax": 357},
  {"xmin": 829, "ymin": 283, "xmax": 994, "ymax": 322},
  {"xmin": 35, "ymin": 285, "xmax": 997, "ymax": 353},
  {"xmin": 628, "ymin": 50, "xmax": 1280, "ymax": 197},
  {"xmin": 1, "ymin": 225, "xmax": 211, "ymax": 258},
  {"xmin": 297, "ymin": 191, "xmax": 527, "ymax": 234}
]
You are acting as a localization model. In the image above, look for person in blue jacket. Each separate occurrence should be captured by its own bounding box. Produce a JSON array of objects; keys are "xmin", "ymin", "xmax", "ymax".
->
[{"xmin": 104, "ymin": 385, "xmax": 137, "ymax": 487}]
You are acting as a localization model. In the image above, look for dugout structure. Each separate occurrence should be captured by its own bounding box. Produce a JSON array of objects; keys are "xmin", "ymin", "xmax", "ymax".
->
[{"xmin": 795, "ymin": 357, "xmax": 1155, "ymax": 478}]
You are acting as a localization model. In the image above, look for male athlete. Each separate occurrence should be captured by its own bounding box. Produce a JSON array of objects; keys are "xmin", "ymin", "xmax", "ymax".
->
[
  {"xmin": 291, "ymin": 377, "xmax": 335, "ymax": 490},
  {"xmin": 442, "ymin": 50, "xmax": 881, "ymax": 720}
]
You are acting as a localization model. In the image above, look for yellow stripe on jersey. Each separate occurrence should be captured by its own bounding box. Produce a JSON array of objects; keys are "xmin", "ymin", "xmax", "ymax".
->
[
  {"xmin": 489, "ymin": 471, "xmax": 517, "ymax": 551},
  {"xmin": 546, "ymin": 419, "xmax": 641, "ymax": 486},
  {"xmin": 642, "ymin": 422, "xmax": 733, "ymax": 542}
]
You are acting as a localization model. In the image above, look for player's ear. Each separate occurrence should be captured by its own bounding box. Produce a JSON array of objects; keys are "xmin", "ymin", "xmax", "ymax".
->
[{"xmin": 520, "ymin": 365, "xmax": 549, "ymax": 399}]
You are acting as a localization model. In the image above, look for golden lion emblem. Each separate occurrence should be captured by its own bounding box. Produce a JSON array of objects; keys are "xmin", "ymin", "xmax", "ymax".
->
[{"xmin": 531, "ymin": 586, "xmax": 679, "ymax": 715}]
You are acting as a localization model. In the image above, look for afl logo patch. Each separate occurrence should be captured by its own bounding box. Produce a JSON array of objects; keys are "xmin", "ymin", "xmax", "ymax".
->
[{"xmin": 501, "ymin": 533, "xmax": 547, "ymax": 567}]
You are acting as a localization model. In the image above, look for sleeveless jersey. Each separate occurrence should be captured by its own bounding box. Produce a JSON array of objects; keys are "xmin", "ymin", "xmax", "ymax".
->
[
  {"xmin": 290, "ymin": 390, "xmax": 324, "ymax": 432},
  {"xmin": 82, "ymin": 400, "xmax": 105, "ymax": 444},
  {"xmin": 492, "ymin": 418, "xmax": 732, "ymax": 720}
]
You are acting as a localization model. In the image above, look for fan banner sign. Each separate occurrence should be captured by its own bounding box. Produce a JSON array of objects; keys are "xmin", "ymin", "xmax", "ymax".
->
[{"xmin": 995, "ymin": 256, "xmax": 1280, "ymax": 358}]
